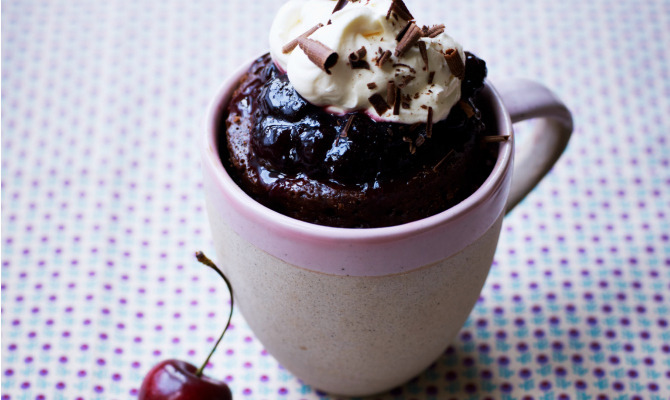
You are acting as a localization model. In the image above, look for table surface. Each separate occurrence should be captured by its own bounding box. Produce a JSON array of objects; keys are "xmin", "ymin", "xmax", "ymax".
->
[{"xmin": 2, "ymin": 0, "xmax": 670, "ymax": 399}]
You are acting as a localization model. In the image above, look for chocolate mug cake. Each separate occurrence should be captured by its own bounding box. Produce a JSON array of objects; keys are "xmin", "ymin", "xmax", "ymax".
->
[{"xmin": 201, "ymin": 1, "xmax": 572, "ymax": 396}]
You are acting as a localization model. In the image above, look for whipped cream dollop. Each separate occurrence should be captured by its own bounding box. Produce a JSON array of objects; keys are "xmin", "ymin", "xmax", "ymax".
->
[{"xmin": 269, "ymin": 0, "xmax": 466, "ymax": 124}]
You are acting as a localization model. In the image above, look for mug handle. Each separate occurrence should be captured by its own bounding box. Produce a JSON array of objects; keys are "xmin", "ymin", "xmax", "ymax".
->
[{"xmin": 494, "ymin": 79, "xmax": 574, "ymax": 213}]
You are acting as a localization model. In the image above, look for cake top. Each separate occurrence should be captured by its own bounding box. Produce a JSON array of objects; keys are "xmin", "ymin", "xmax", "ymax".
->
[{"xmin": 269, "ymin": 0, "xmax": 466, "ymax": 124}]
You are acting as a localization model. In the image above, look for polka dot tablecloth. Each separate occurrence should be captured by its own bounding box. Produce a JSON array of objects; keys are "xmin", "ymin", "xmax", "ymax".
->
[{"xmin": 2, "ymin": 0, "xmax": 669, "ymax": 399}]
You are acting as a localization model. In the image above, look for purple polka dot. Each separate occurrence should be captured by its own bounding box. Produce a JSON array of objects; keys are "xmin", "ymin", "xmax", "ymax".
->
[{"xmin": 464, "ymin": 383, "xmax": 477, "ymax": 393}]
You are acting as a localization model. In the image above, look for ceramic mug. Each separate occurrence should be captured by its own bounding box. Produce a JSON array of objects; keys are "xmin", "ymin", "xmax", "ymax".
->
[{"xmin": 200, "ymin": 55, "xmax": 573, "ymax": 396}]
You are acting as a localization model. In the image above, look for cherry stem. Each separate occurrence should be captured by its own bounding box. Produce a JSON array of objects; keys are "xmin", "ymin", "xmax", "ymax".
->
[{"xmin": 194, "ymin": 251, "xmax": 234, "ymax": 377}]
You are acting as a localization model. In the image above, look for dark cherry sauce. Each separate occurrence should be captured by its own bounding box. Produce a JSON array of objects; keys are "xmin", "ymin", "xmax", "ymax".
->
[{"xmin": 220, "ymin": 52, "xmax": 496, "ymax": 228}]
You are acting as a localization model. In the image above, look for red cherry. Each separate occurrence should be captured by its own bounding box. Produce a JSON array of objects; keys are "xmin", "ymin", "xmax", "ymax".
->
[
  {"xmin": 138, "ymin": 359, "xmax": 232, "ymax": 400},
  {"xmin": 139, "ymin": 252, "xmax": 235, "ymax": 399}
]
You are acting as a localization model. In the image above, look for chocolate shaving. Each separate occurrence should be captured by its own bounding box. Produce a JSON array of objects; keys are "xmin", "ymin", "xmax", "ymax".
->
[
  {"xmin": 394, "ymin": 0, "xmax": 413, "ymax": 19},
  {"xmin": 433, "ymin": 149, "xmax": 455, "ymax": 171},
  {"xmin": 341, "ymin": 114, "xmax": 355, "ymax": 138},
  {"xmin": 393, "ymin": 87, "xmax": 401, "ymax": 115},
  {"xmin": 418, "ymin": 41, "xmax": 428, "ymax": 70},
  {"xmin": 348, "ymin": 46, "xmax": 370, "ymax": 69},
  {"xmin": 415, "ymin": 134, "xmax": 425, "ymax": 147},
  {"xmin": 482, "ymin": 135, "xmax": 511, "ymax": 143},
  {"xmin": 376, "ymin": 50, "xmax": 392, "ymax": 66},
  {"xmin": 395, "ymin": 21, "xmax": 412, "ymax": 42},
  {"xmin": 395, "ymin": 22, "xmax": 422, "ymax": 57},
  {"xmin": 428, "ymin": 71, "xmax": 435, "ymax": 84},
  {"xmin": 397, "ymin": 74, "xmax": 415, "ymax": 89},
  {"xmin": 392, "ymin": 63, "xmax": 416, "ymax": 73},
  {"xmin": 331, "ymin": 0, "xmax": 348, "ymax": 14},
  {"xmin": 425, "ymin": 24, "xmax": 445, "ymax": 38},
  {"xmin": 403, "ymin": 94, "xmax": 412, "ymax": 109},
  {"xmin": 426, "ymin": 106, "xmax": 433, "ymax": 138},
  {"xmin": 444, "ymin": 48, "xmax": 465, "ymax": 79},
  {"xmin": 350, "ymin": 46, "xmax": 367, "ymax": 60},
  {"xmin": 282, "ymin": 24, "xmax": 324, "ymax": 54},
  {"xmin": 368, "ymin": 93, "xmax": 390, "ymax": 116},
  {"xmin": 387, "ymin": 81, "xmax": 396, "ymax": 106},
  {"xmin": 403, "ymin": 135, "xmax": 417, "ymax": 152},
  {"xmin": 386, "ymin": 0, "xmax": 413, "ymax": 22},
  {"xmin": 350, "ymin": 59, "xmax": 370, "ymax": 69},
  {"xmin": 298, "ymin": 38, "xmax": 339, "ymax": 74},
  {"xmin": 459, "ymin": 100, "xmax": 475, "ymax": 118},
  {"xmin": 335, "ymin": 114, "xmax": 356, "ymax": 146},
  {"xmin": 367, "ymin": 82, "xmax": 377, "ymax": 89}
]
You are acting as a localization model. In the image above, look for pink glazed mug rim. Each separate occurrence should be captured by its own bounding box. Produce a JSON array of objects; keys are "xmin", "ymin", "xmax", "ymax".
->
[{"xmin": 201, "ymin": 54, "xmax": 514, "ymax": 276}]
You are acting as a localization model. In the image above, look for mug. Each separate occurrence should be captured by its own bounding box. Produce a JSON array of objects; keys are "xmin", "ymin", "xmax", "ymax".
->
[{"xmin": 200, "ymin": 55, "xmax": 573, "ymax": 396}]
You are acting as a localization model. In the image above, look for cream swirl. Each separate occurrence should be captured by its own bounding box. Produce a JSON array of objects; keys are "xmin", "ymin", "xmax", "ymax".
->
[{"xmin": 269, "ymin": 0, "xmax": 465, "ymax": 124}]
